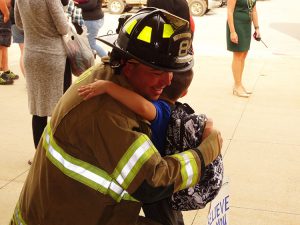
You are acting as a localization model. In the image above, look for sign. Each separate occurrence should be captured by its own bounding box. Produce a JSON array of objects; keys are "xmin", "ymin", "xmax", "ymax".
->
[{"xmin": 207, "ymin": 181, "xmax": 229, "ymax": 225}]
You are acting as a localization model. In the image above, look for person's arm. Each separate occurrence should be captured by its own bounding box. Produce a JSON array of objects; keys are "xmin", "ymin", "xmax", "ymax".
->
[
  {"xmin": 227, "ymin": 0, "xmax": 238, "ymax": 44},
  {"xmin": 252, "ymin": 4, "xmax": 260, "ymax": 38},
  {"xmin": 46, "ymin": 0, "xmax": 69, "ymax": 35},
  {"xmin": 0, "ymin": 0, "xmax": 9, "ymax": 23},
  {"xmin": 78, "ymin": 79, "xmax": 157, "ymax": 121}
]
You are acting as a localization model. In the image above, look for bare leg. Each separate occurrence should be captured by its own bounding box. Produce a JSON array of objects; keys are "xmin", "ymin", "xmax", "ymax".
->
[
  {"xmin": 232, "ymin": 51, "xmax": 249, "ymax": 97},
  {"xmin": 0, "ymin": 47, "xmax": 4, "ymax": 71},
  {"xmin": 1, "ymin": 47, "xmax": 9, "ymax": 71},
  {"xmin": 19, "ymin": 43, "xmax": 25, "ymax": 76}
]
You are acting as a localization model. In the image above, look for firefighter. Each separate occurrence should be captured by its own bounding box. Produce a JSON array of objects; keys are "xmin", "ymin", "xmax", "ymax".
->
[{"xmin": 10, "ymin": 8, "xmax": 222, "ymax": 225}]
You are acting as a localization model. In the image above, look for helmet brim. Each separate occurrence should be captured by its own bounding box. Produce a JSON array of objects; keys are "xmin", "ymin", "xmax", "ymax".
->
[{"xmin": 96, "ymin": 34, "xmax": 194, "ymax": 72}]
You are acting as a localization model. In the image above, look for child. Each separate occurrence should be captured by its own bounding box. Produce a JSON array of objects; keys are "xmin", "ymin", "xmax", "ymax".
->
[
  {"xmin": 78, "ymin": 63, "xmax": 223, "ymax": 224},
  {"xmin": 0, "ymin": 0, "xmax": 18, "ymax": 85}
]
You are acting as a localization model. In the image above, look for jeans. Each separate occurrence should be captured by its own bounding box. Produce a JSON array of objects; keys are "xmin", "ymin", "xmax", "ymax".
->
[{"xmin": 84, "ymin": 18, "xmax": 107, "ymax": 57}]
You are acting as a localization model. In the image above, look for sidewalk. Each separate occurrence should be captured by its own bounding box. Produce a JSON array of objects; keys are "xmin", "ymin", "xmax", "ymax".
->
[
  {"xmin": 182, "ymin": 54, "xmax": 300, "ymax": 225},
  {"xmin": 1, "ymin": 42, "xmax": 300, "ymax": 225}
]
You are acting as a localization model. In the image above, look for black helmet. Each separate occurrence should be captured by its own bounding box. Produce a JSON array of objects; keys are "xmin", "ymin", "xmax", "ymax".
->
[{"xmin": 97, "ymin": 8, "xmax": 193, "ymax": 72}]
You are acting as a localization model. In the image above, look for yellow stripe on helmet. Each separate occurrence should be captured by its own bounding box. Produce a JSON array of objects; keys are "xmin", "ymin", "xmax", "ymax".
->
[
  {"xmin": 137, "ymin": 26, "xmax": 152, "ymax": 43},
  {"xmin": 163, "ymin": 24, "xmax": 174, "ymax": 38},
  {"xmin": 125, "ymin": 19, "xmax": 138, "ymax": 35}
]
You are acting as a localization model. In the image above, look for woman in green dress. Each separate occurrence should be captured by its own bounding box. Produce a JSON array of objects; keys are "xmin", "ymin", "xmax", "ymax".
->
[{"xmin": 227, "ymin": 0, "xmax": 260, "ymax": 97}]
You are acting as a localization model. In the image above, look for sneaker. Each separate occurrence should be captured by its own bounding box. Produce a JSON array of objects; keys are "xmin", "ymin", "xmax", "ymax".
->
[
  {"xmin": 3, "ymin": 70, "xmax": 19, "ymax": 80},
  {"xmin": 0, "ymin": 73, "xmax": 14, "ymax": 85}
]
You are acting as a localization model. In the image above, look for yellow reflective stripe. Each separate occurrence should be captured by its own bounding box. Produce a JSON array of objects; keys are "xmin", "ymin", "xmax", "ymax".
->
[
  {"xmin": 43, "ymin": 124, "xmax": 137, "ymax": 202},
  {"xmin": 125, "ymin": 19, "xmax": 137, "ymax": 34},
  {"xmin": 112, "ymin": 134, "xmax": 157, "ymax": 189},
  {"xmin": 163, "ymin": 24, "xmax": 174, "ymax": 38},
  {"xmin": 13, "ymin": 203, "xmax": 27, "ymax": 225},
  {"xmin": 137, "ymin": 26, "xmax": 152, "ymax": 43},
  {"xmin": 171, "ymin": 151, "xmax": 199, "ymax": 190}
]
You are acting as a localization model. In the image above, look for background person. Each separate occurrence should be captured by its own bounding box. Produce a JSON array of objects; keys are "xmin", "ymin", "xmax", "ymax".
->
[
  {"xmin": 0, "ymin": 0, "xmax": 12, "ymax": 85},
  {"xmin": 75, "ymin": 0, "xmax": 107, "ymax": 57},
  {"xmin": 14, "ymin": 0, "xmax": 70, "ymax": 154},
  {"xmin": 10, "ymin": 0, "xmax": 24, "ymax": 76},
  {"xmin": 10, "ymin": 8, "xmax": 222, "ymax": 225},
  {"xmin": 0, "ymin": 0, "xmax": 19, "ymax": 84},
  {"xmin": 227, "ymin": 0, "xmax": 260, "ymax": 97}
]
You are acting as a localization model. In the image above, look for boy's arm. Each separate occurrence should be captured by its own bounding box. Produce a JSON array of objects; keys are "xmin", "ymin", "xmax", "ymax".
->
[{"xmin": 78, "ymin": 80, "xmax": 157, "ymax": 121}]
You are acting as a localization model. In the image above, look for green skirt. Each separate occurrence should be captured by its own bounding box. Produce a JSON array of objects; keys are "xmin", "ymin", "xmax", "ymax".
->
[{"xmin": 226, "ymin": 12, "xmax": 252, "ymax": 52}]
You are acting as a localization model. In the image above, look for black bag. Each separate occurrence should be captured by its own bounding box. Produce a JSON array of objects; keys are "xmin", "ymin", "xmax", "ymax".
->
[{"xmin": 165, "ymin": 102, "xmax": 224, "ymax": 211}]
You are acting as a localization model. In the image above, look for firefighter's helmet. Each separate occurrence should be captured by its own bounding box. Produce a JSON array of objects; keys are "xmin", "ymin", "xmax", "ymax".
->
[{"xmin": 97, "ymin": 7, "xmax": 193, "ymax": 72}]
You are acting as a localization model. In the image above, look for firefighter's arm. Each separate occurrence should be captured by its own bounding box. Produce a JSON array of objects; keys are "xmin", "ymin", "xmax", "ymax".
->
[
  {"xmin": 131, "ymin": 129, "xmax": 222, "ymax": 203},
  {"xmin": 78, "ymin": 80, "xmax": 156, "ymax": 121},
  {"xmin": 97, "ymin": 109, "xmax": 221, "ymax": 203}
]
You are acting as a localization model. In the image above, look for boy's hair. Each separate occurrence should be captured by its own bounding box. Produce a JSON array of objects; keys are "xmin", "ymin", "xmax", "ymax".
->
[{"xmin": 161, "ymin": 69, "xmax": 194, "ymax": 101}]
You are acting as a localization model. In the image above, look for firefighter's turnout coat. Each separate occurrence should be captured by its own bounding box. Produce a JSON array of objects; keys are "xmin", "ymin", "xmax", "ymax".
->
[{"xmin": 11, "ymin": 63, "xmax": 216, "ymax": 225}]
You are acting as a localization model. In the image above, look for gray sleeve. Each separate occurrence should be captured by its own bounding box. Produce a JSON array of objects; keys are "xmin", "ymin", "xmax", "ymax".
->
[{"xmin": 46, "ymin": 0, "xmax": 69, "ymax": 35}]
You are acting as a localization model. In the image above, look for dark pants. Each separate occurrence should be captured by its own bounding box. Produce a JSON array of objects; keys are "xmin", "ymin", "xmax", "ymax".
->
[
  {"xmin": 142, "ymin": 198, "xmax": 185, "ymax": 225},
  {"xmin": 32, "ymin": 115, "xmax": 47, "ymax": 148}
]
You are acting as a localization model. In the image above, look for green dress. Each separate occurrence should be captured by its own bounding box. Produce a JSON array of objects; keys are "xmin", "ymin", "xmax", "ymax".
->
[{"xmin": 226, "ymin": 0, "xmax": 256, "ymax": 52}]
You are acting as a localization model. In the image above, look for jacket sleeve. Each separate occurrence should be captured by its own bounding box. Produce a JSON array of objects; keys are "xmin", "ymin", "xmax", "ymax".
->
[
  {"xmin": 46, "ymin": 0, "xmax": 69, "ymax": 35},
  {"xmin": 96, "ymin": 107, "xmax": 216, "ymax": 203}
]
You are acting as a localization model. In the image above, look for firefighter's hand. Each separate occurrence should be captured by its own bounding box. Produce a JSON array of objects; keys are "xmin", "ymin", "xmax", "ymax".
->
[
  {"xmin": 198, "ymin": 129, "xmax": 222, "ymax": 166},
  {"xmin": 78, "ymin": 79, "xmax": 108, "ymax": 100},
  {"xmin": 202, "ymin": 118, "xmax": 213, "ymax": 141}
]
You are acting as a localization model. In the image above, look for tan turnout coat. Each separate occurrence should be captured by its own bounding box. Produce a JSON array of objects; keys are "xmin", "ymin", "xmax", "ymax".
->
[{"xmin": 11, "ymin": 63, "xmax": 209, "ymax": 225}]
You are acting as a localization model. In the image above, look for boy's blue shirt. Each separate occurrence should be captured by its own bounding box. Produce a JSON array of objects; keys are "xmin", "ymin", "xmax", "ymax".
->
[{"xmin": 150, "ymin": 99, "xmax": 171, "ymax": 155}]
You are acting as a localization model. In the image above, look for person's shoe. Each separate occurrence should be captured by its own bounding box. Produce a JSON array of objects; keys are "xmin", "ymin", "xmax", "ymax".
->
[
  {"xmin": 0, "ymin": 73, "xmax": 14, "ymax": 85},
  {"xmin": 242, "ymin": 86, "xmax": 252, "ymax": 94},
  {"xmin": 233, "ymin": 88, "xmax": 250, "ymax": 98},
  {"xmin": 3, "ymin": 70, "xmax": 19, "ymax": 80}
]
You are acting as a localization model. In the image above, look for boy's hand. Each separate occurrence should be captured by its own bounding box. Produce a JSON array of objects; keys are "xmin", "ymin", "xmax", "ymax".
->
[
  {"xmin": 78, "ymin": 79, "xmax": 109, "ymax": 100},
  {"xmin": 202, "ymin": 118, "xmax": 213, "ymax": 141}
]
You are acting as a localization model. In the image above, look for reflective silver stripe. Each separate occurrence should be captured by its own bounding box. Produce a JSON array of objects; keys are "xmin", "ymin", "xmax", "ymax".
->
[
  {"xmin": 116, "ymin": 141, "xmax": 151, "ymax": 185},
  {"xmin": 44, "ymin": 126, "xmax": 137, "ymax": 202},
  {"xmin": 47, "ymin": 137, "xmax": 110, "ymax": 189},
  {"xmin": 171, "ymin": 150, "xmax": 199, "ymax": 190},
  {"xmin": 180, "ymin": 152, "xmax": 194, "ymax": 187}
]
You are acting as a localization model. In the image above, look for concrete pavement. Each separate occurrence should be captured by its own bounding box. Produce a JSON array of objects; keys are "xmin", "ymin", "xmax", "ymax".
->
[{"xmin": 1, "ymin": 1, "xmax": 300, "ymax": 224}]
